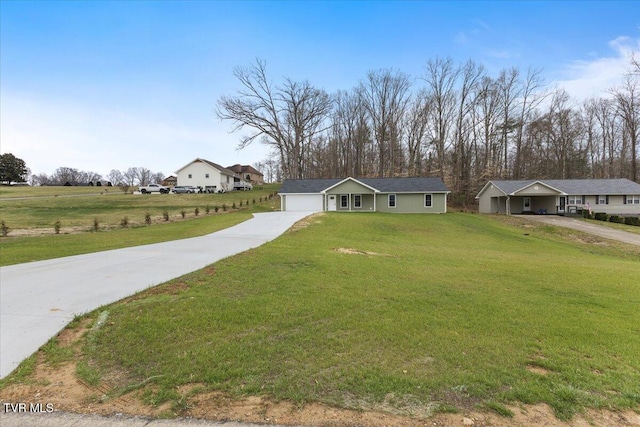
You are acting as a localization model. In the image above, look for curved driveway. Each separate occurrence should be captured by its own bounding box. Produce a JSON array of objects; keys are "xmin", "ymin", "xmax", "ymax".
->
[
  {"xmin": 522, "ymin": 215, "xmax": 640, "ymax": 246},
  {"xmin": 0, "ymin": 212, "xmax": 315, "ymax": 379}
]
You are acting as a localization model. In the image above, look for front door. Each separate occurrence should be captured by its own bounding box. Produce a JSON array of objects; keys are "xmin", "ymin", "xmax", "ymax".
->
[
  {"xmin": 328, "ymin": 195, "xmax": 337, "ymax": 211},
  {"xmin": 523, "ymin": 197, "xmax": 531, "ymax": 212},
  {"xmin": 558, "ymin": 196, "xmax": 566, "ymax": 213}
]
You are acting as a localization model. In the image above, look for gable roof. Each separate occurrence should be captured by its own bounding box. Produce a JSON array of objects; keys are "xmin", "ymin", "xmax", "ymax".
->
[
  {"xmin": 476, "ymin": 178, "xmax": 640, "ymax": 198},
  {"xmin": 279, "ymin": 177, "xmax": 450, "ymax": 194},
  {"xmin": 227, "ymin": 164, "xmax": 264, "ymax": 176},
  {"xmin": 176, "ymin": 158, "xmax": 237, "ymax": 176}
]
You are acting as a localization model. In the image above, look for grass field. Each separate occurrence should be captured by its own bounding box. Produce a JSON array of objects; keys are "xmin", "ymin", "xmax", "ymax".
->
[
  {"xmin": 0, "ymin": 184, "xmax": 280, "ymax": 266},
  {"xmin": 10, "ymin": 212, "xmax": 636, "ymax": 421},
  {"xmin": 0, "ymin": 184, "xmax": 280, "ymax": 230}
]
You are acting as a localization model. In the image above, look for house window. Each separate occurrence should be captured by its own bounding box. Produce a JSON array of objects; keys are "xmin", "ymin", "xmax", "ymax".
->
[
  {"xmin": 598, "ymin": 195, "xmax": 607, "ymax": 205},
  {"xmin": 354, "ymin": 195, "xmax": 362, "ymax": 208},
  {"xmin": 188, "ymin": 174, "xmax": 192, "ymax": 179},
  {"xmin": 628, "ymin": 195, "xmax": 640, "ymax": 205},
  {"xmin": 425, "ymin": 194, "xmax": 433, "ymax": 207},
  {"xmin": 388, "ymin": 194, "xmax": 396, "ymax": 208},
  {"xmin": 340, "ymin": 195, "xmax": 348, "ymax": 208},
  {"xmin": 568, "ymin": 195, "xmax": 583, "ymax": 205},
  {"xmin": 205, "ymin": 174, "xmax": 209, "ymax": 178}
]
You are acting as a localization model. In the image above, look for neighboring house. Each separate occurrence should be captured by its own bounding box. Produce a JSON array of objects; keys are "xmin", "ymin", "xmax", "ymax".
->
[
  {"xmin": 227, "ymin": 164, "xmax": 264, "ymax": 185},
  {"xmin": 475, "ymin": 178, "xmax": 640, "ymax": 215},
  {"xmin": 175, "ymin": 158, "xmax": 237, "ymax": 192},
  {"xmin": 279, "ymin": 176, "xmax": 450, "ymax": 213},
  {"xmin": 162, "ymin": 175, "xmax": 177, "ymax": 187}
]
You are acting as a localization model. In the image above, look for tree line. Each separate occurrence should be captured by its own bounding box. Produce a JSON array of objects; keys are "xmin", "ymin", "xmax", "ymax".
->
[
  {"xmin": 218, "ymin": 57, "xmax": 639, "ymax": 204},
  {"xmin": 30, "ymin": 166, "xmax": 165, "ymax": 187}
]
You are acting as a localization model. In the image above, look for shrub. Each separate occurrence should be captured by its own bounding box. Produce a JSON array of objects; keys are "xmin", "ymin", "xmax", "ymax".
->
[
  {"xmin": 194, "ymin": 207, "xmax": 200, "ymax": 216},
  {"xmin": 162, "ymin": 210, "xmax": 169, "ymax": 221},
  {"xmin": 93, "ymin": 217, "xmax": 100, "ymax": 232},
  {"xmin": 1, "ymin": 220, "xmax": 9, "ymax": 237},
  {"xmin": 624, "ymin": 216, "xmax": 640, "ymax": 226},
  {"xmin": 582, "ymin": 210, "xmax": 591, "ymax": 219},
  {"xmin": 239, "ymin": 200, "xmax": 243, "ymax": 207},
  {"xmin": 222, "ymin": 204, "xmax": 227, "ymax": 211},
  {"xmin": 145, "ymin": 212, "xmax": 152, "ymax": 225},
  {"xmin": 54, "ymin": 220, "xmax": 61, "ymax": 234},
  {"xmin": 246, "ymin": 199, "xmax": 249, "ymax": 206},
  {"xmin": 180, "ymin": 209, "xmax": 186, "ymax": 219},
  {"xmin": 232, "ymin": 202, "xmax": 237, "ymax": 209},
  {"xmin": 214, "ymin": 205, "xmax": 219, "ymax": 213},
  {"xmin": 609, "ymin": 215, "xmax": 624, "ymax": 224},
  {"xmin": 259, "ymin": 197, "xmax": 263, "ymax": 203},
  {"xmin": 252, "ymin": 198, "xmax": 256, "ymax": 204},
  {"xmin": 205, "ymin": 205, "xmax": 210, "ymax": 214},
  {"xmin": 594, "ymin": 212, "xmax": 608, "ymax": 221},
  {"xmin": 120, "ymin": 216, "xmax": 129, "ymax": 228}
]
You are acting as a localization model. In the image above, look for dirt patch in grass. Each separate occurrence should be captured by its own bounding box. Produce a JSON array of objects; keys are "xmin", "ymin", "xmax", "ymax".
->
[
  {"xmin": 2, "ymin": 324, "xmax": 638, "ymax": 427},
  {"xmin": 289, "ymin": 213, "xmax": 325, "ymax": 232},
  {"xmin": 335, "ymin": 247, "xmax": 391, "ymax": 256}
]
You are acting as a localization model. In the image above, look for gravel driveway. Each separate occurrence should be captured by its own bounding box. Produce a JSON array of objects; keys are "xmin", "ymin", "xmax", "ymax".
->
[{"xmin": 522, "ymin": 215, "xmax": 640, "ymax": 247}]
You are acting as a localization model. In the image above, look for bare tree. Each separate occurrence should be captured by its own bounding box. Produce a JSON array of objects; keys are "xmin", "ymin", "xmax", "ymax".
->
[
  {"xmin": 422, "ymin": 57, "xmax": 459, "ymax": 178},
  {"xmin": 512, "ymin": 67, "xmax": 547, "ymax": 179},
  {"xmin": 452, "ymin": 60, "xmax": 485, "ymax": 199},
  {"xmin": 107, "ymin": 169, "xmax": 124, "ymax": 186},
  {"xmin": 360, "ymin": 69, "xmax": 412, "ymax": 177},
  {"xmin": 403, "ymin": 90, "xmax": 432, "ymax": 176},
  {"xmin": 611, "ymin": 74, "xmax": 639, "ymax": 182},
  {"xmin": 217, "ymin": 59, "xmax": 332, "ymax": 179},
  {"xmin": 123, "ymin": 167, "xmax": 138, "ymax": 186}
]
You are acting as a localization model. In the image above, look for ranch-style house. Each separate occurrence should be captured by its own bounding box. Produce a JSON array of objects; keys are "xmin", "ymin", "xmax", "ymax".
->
[
  {"xmin": 279, "ymin": 177, "xmax": 450, "ymax": 213},
  {"xmin": 475, "ymin": 178, "xmax": 640, "ymax": 216}
]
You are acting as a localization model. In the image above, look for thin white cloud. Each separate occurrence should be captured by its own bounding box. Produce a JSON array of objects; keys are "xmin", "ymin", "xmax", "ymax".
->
[
  {"xmin": 553, "ymin": 36, "xmax": 639, "ymax": 101},
  {"xmin": 454, "ymin": 31, "xmax": 468, "ymax": 45}
]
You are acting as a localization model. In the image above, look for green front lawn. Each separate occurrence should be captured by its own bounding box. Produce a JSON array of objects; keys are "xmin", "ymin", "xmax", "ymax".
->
[{"xmin": 40, "ymin": 212, "xmax": 640, "ymax": 420}]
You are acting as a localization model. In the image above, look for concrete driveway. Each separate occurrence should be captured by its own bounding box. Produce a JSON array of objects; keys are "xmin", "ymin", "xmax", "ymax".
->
[
  {"xmin": 522, "ymin": 215, "xmax": 640, "ymax": 247},
  {"xmin": 0, "ymin": 211, "xmax": 316, "ymax": 379}
]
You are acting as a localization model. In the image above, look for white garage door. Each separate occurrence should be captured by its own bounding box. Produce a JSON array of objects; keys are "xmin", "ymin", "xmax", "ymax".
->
[{"xmin": 285, "ymin": 194, "xmax": 323, "ymax": 212}]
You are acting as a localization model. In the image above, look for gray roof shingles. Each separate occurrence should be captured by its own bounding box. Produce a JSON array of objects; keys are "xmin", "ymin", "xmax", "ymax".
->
[
  {"xmin": 490, "ymin": 178, "xmax": 640, "ymax": 195},
  {"xmin": 279, "ymin": 177, "xmax": 450, "ymax": 194}
]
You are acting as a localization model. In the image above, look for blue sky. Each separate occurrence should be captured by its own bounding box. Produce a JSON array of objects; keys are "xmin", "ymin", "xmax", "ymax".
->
[{"xmin": 1, "ymin": 1, "xmax": 639, "ymax": 179}]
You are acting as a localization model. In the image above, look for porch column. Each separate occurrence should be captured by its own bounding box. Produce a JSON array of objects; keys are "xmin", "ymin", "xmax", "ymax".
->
[{"xmin": 506, "ymin": 196, "xmax": 511, "ymax": 215}]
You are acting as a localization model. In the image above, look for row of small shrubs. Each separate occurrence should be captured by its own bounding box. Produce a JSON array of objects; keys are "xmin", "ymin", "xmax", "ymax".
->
[
  {"xmin": 584, "ymin": 210, "xmax": 640, "ymax": 226},
  {"xmin": 0, "ymin": 194, "xmax": 279, "ymax": 236}
]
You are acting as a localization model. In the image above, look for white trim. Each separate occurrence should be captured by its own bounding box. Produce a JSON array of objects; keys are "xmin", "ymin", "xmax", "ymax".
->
[
  {"xmin": 321, "ymin": 176, "xmax": 379, "ymax": 193},
  {"xmin": 388, "ymin": 194, "xmax": 396, "ymax": 208},
  {"xmin": 475, "ymin": 180, "xmax": 506, "ymax": 199},
  {"xmin": 510, "ymin": 180, "xmax": 565, "ymax": 196},
  {"xmin": 340, "ymin": 194, "xmax": 348, "ymax": 209}
]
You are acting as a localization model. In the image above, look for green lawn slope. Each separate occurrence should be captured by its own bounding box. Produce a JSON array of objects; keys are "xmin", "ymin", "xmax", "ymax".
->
[{"xmin": 6, "ymin": 213, "xmax": 640, "ymax": 420}]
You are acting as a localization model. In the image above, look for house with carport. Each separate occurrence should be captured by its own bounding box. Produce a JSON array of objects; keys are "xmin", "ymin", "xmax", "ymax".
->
[
  {"xmin": 279, "ymin": 177, "xmax": 450, "ymax": 213},
  {"xmin": 475, "ymin": 178, "xmax": 640, "ymax": 216}
]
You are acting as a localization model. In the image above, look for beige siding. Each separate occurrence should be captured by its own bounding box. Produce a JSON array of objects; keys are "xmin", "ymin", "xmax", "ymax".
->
[{"xmin": 478, "ymin": 185, "xmax": 506, "ymax": 213}]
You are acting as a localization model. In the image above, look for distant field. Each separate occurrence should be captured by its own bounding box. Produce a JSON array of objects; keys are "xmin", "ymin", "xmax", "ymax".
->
[
  {"xmin": 0, "ymin": 184, "xmax": 280, "ymax": 230},
  {"xmin": 6, "ymin": 212, "xmax": 636, "ymax": 422},
  {"xmin": 0, "ymin": 184, "xmax": 281, "ymax": 266}
]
